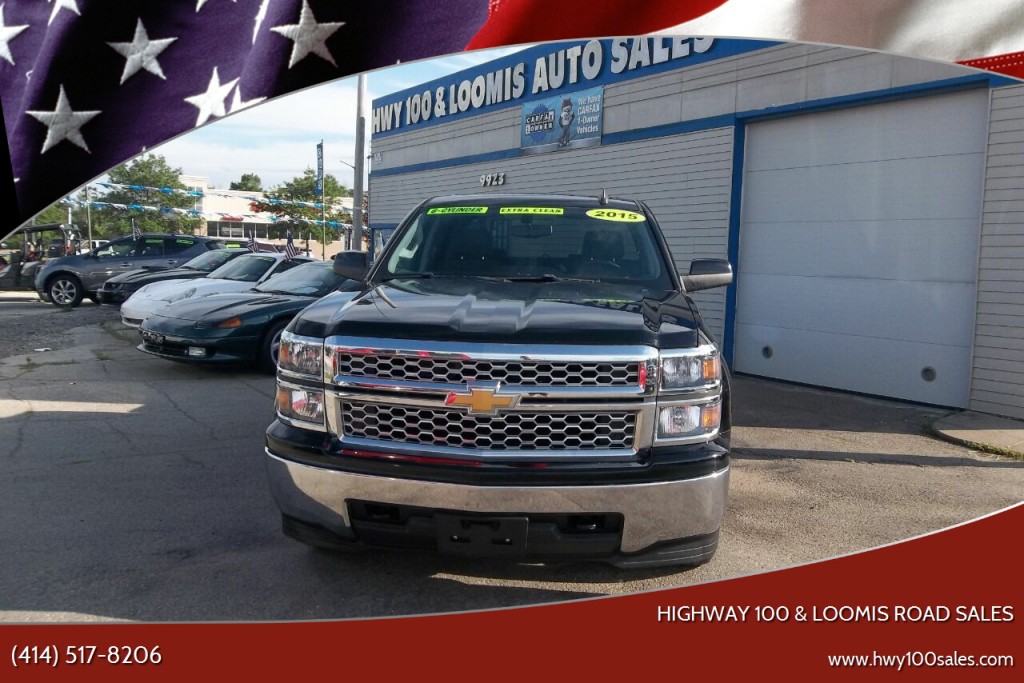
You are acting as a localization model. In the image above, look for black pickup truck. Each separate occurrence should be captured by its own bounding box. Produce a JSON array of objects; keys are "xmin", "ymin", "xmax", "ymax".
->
[{"xmin": 264, "ymin": 193, "xmax": 734, "ymax": 568}]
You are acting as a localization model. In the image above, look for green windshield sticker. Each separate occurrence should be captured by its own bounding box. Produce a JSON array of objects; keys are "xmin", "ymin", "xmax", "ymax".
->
[
  {"xmin": 176, "ymin": 239, "xmax": 194, "ymax": 244},
  {"xmin": 145, "ymin": 238, "xmax": 163, "ymax": 243},
  {"xmin": 586, "ymin": 208, "xmax": 645, "ymax": 222},
  {"xmin": 499, "ymin": 207, "xmax": 564, "ymax": 215},
  {"xmin": 427, "ymin": 206, "xmax": 489, "ymax": 215}
]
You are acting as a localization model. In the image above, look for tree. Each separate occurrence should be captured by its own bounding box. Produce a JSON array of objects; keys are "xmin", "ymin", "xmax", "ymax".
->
[
  {"xmin": 93, "ymin": 155, "xmax": 201, "ymax": 237},
  {"xmin": 248, "ymin": 168, "xmax": 353, "ymax": 247},
  {"xmin": 230, "ymin": 173, "xmax": 263, "ymax": 191}
]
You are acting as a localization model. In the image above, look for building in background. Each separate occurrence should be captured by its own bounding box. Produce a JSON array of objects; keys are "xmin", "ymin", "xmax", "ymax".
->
[
  {"xmin": 369, "ymin": 38, "xmax": 1024, "ymax": 420},
  {"xmin": 179, "ymin": 174, "xmax": 354, "ymax": 250}
]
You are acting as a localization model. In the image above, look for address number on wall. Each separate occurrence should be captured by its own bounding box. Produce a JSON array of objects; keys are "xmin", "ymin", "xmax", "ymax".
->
[{"xmin": 480, "ymin": 172, "xmax": 506, "ymax": 187}]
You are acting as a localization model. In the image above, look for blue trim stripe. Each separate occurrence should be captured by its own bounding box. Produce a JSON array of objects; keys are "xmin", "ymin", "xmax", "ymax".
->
[
  {"xmin": 722, "ymin": 124, "xmax": 745, "ymax": 367},
  {"xmin": 372, "ymin": 149, "xmax": 521, "ymax": 178},
  {"xmin": 735, "ymin": 73, "xmax": 1007, "ymax": 123}
]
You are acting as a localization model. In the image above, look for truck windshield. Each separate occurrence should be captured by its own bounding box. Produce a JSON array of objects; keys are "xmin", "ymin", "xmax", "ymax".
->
[{"xmin": 378, "ymin": 203, "xmax": 674, "ymax": 289}]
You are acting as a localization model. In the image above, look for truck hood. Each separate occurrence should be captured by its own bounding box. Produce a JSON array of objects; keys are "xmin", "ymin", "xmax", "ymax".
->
[{"xmin": 291, "ymin": 279, "xmax": 703, "ymax": 348}]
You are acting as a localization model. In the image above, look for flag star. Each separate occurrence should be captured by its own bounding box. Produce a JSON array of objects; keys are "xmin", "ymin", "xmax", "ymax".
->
[
  {"xmin": 229, "ymin": 85, "xmax": 265, "ymax": 113},
  {"xmin": 48, "ymin": 0, "xmax": 79, "ymax": 26},
  {"xmin": 253, "ymin": 0, "xmax": 269, "ymax": 44},
  {"xmin": 26, "ymin": 85, "xmax": 101, "ymax": 154},
  {"xmin": 184, "ymin": 67, "xmax": 238, "ymax": 127},
  {"xmin": 270, "ymin": 0, "xmax": 343, "ymax": 69},
  {"xmin": 0, "ymin": 5, "xmax": 29, "ymax": 66},
  {"xmin": 196, "ymin": 0, "xmax": 236, "ymax": 12},
  {"xmin": 107, "ymin": 19, "xmax": 177, "ymax": 84}
]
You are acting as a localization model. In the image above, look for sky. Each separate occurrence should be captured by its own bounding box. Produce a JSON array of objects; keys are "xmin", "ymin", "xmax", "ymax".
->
[{"xmin": 150, "ymin": 46, "xmax": 530, "ymax": 193}]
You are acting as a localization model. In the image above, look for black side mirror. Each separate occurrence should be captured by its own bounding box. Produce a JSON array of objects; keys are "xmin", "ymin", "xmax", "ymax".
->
[
  {"xmin": 333, "ymin": 251, "xmax": 369, "ymax": 281},
  {"xmin": 682, "ymin": 258, "xmax": 733, "ymax": 292}
]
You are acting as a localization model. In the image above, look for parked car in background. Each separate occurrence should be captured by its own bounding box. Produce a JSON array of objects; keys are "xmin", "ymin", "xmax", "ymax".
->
[
  {"xmin": 97, "ymin": 247, "xmax": 250, "ymax": 304},
  {"xmin": 120, "ymin": 251, "xmax": 312, "ymax": 327},
  {"xmin": 34, "ymin": 232, "xmax": 230, "ymax": 307},
  {"xmin": 138, "ymin": 260, "xmax": 358, "ymax": 371}
]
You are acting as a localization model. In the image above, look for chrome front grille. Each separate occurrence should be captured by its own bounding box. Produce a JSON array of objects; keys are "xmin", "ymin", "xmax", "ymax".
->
[
  {"xmin": 332, "ymin": 353, "xmax": 638, "ymax": 387},
  {"xmin": 341, "ymin": 401, "xmax": 636, "ymax": 451},
  {"xmin": 323, "ymin": 337, "xmax": 660, "ymax": 462}
]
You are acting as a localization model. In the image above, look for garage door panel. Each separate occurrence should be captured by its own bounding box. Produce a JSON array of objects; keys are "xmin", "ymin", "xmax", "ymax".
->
[
  {"xmin": 737, "ymin": 274, "xmax": 976, "ymax": 347},
  {"xmin": 746, "ymin": 92, "xmax": 989, "ymax": 170},
  {"xmin": 739, "ymin": 219, "xmax": 980, "ymax": 281},
  {"xmin": 744, "ymin": 154, "xmax": 985, "ymax": 222},
  {"xmin": 734, "ymin": 323, "xmax": 970, "ymax": 406},
  {"xmin": 735, "ymin": 90, "xmax": 985, "ymax": 407}
]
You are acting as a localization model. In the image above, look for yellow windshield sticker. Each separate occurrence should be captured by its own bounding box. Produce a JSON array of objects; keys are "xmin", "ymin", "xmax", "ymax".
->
[
  {"xmin": 586, "ymin": 208, "xmax": 645, "ymax": 222},
  {"xmin": 499, "ymin": 207, "xmax": 564, "ymax": 215},
  {"xmin": 427, "ymin": 206, "xmax": 489, "ymax": 214}
]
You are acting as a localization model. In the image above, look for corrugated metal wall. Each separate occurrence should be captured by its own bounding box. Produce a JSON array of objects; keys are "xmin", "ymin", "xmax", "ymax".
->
[{"xmin": 971, "ymin": 85, "xmax": 1024, "ymax": 419}]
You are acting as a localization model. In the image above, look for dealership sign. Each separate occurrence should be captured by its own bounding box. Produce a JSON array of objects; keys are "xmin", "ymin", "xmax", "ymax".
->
[
  {"xmin": 521, "ymin": 87, "xmax": 603, "ymax": 153},
  {"xmin": 372, "ymin": 37, "xmax": 774, "ymax": 137}
]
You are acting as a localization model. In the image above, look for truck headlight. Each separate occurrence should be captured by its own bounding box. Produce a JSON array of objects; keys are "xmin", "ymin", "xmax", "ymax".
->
[
  {"xmin": 660, "ymin": 346, "xmax": 720, "ymax": 391},
  {"xmin": 276, "ymin": 382, "xmax": 326, "ymax": 430},
  {"xmin": 657, "ymin": 399, "xmax": 721, "ymax": 440},
  {"xmin": 278, "ymin": 331, "xmax": 323, "ymax": 378}
]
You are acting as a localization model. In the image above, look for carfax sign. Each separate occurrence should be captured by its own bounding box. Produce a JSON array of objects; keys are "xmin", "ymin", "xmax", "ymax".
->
[{"xmin": 521, "ymin": 87, "xmax": 603, "ymax": 154}]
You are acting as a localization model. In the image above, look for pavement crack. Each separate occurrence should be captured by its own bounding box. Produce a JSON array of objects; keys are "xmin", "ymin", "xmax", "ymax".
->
[{"xmin": 146, "ymin": 382, "xmax": 218, "ymax": 441}]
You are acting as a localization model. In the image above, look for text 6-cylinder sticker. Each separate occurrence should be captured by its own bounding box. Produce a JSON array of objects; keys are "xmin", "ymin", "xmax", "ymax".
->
[{"xmin": 427, "ymin": 206, "xmax": 488, "ymax": 214}]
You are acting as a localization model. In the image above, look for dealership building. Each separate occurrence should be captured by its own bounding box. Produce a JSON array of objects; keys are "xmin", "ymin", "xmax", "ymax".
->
[{"xmin": 368, "ymin": 38, "xmax": 1024, "ymax": 419}]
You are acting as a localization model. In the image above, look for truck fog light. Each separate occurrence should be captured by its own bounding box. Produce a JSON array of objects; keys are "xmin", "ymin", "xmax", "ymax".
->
[
  {"xmin": 187, "ymin": 346, "xmax": 206, "ymax": 357},
  {"xmin": 277, "ymin": 385, "xmax": 325, "ymax": 424},
  {"xmin": 657, "ymin": 401, "xmax": 721, "ymax": 440}
]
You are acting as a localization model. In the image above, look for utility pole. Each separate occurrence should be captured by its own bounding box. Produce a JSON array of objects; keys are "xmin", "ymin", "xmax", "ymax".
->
[
  {"xmin": 86, "ymin": 185, "xmax": 92, "ymax": 248},
  {"xmin": 352, "ymin": 73, "xmax": 366, "ymax": 252}
]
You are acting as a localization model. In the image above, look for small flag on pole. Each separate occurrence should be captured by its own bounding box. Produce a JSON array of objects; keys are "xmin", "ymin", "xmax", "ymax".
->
[
  {"xmin": 284, "ymin": 229, "xmax": 298, "ymax": 261},
  {"xmin": 247, "ymin": 230, "xmax": 257, "ymax": 253},
  {"xmin": 131, "ymin": 218, "xmax": 142, "ymax": 240}
]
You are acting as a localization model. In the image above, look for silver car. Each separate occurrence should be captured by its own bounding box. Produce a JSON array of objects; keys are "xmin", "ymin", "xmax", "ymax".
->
[{"xmin": 34, "ymin": 232, "xmax": 230, "ymax": 307}]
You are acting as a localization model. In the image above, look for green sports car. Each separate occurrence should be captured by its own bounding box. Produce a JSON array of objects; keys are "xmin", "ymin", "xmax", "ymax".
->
[{"xmin": 138, "ymin": 260, "xmax": 358, "ymax": 372}]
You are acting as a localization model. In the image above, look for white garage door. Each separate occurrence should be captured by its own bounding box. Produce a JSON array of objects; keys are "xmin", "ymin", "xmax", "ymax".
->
[{"xmin": 734, "ymin": 90, "xmax": 988, "ymax": 406}]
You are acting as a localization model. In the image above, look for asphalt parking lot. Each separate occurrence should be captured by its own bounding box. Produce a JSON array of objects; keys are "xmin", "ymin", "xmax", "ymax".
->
[{"xmin": 1, "ymin": 291, "xmax": 1022, "ymax": 622}]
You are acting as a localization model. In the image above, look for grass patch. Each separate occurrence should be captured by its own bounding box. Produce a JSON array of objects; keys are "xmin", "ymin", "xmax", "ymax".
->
[
  {"xmin": 925, "ymin": 421, "xmax": 1024, "ymax": 461},
  {"xmin": 92, "ymin": 349, "xmax": 111, "ymax": 361},
  {"xmin": 101, "ymin": 319, "xmax": 139, "ymax": 344}
]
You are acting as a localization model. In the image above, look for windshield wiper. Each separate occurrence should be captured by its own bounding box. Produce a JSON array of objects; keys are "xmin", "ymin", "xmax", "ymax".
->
[
  {"xmin": 503, "ymin": 274, "xmax": 600, "ymax": 283},
  {"xmin": 255, "ymin": 289, "xmax": 296, "ymax": 295},
  {"xmin": 378, "ymin": 272, "xmax": 434, "ymax": 283}
]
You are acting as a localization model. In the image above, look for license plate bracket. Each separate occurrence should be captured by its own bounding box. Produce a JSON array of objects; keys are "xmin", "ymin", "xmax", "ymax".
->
[{"xmin": 435, "ymin": 514, "xmax": 529, "ymax": 556}]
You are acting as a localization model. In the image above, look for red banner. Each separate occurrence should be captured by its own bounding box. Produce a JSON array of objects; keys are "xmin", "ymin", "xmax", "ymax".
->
[{"xmin": 3, "ymin": 504, "xmax": 1020, "ymax": 680}]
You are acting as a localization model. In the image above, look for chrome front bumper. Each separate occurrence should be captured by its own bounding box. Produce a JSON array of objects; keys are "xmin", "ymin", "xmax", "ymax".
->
[{"xmin": 264, "ymin": 448, "xmax": 729, "ymax": 554}]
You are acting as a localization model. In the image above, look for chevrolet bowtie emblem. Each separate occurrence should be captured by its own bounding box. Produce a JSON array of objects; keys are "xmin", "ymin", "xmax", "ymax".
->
[{"xmin": 445, "ymin": 383, "xmax": 520, "ymax": 415}]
